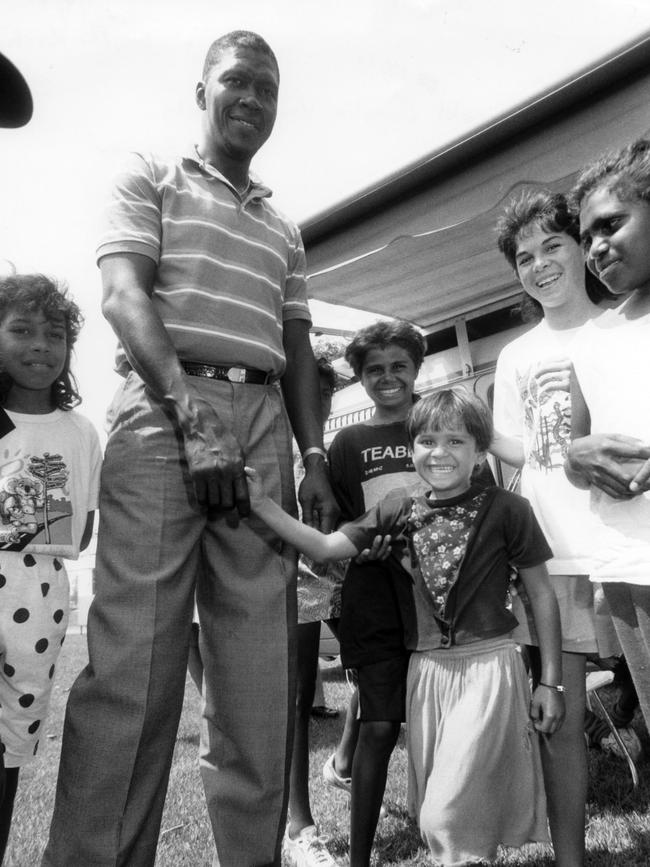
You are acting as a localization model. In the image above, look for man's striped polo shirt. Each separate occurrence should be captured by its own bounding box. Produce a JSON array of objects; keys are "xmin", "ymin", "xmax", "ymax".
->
[{"xmin": 97, "ymin": 149, "xmax": 311, "ymax": 378}]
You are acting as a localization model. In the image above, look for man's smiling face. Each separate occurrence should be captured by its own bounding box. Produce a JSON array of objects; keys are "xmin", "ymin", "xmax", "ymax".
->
[{"xmin": 196, "ymin": 45, "xmax": 279, "ymax": 169}]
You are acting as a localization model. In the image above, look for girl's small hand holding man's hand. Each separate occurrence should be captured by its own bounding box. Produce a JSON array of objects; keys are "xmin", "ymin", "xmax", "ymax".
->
[
  {"xmin": 355, "ymin": 534, "xmax": 392, "ymax": 564},
  {"xmin": 530, "ymin": 684, "xmax": 565, "ymax": 735}
]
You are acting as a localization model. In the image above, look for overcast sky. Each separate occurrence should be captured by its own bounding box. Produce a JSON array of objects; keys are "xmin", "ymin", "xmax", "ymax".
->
[{"xmin": 2, "ymin": 0, "xmax": 649, "ymax": 434}]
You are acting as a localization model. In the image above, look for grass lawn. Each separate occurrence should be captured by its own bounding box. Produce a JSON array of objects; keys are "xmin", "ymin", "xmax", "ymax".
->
[{"xmin": 5, "ymin": 634, "xmax": 650, "ymax": 866}]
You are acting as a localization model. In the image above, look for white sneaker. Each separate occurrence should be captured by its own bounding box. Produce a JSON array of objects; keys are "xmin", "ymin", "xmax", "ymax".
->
[
  {"xmin": 283, "ymin": 825, "xmax": 337, "ymax": 866},
  {"xmin": 322, "ymin": 752, "xmax": 387, "ymax": 818},
  {"xmin": 600, "ymin": 726, "xmax": 643, "ymax": 764},
  {"xmin": 322, "ymin": 753, "xmax": 351, "ymax": 796}
]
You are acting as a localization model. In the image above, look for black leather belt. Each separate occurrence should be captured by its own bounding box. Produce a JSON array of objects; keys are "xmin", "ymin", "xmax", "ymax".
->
[{"xmin": 182, "ymin": 362, "xmax": 273, "ymax": 385}]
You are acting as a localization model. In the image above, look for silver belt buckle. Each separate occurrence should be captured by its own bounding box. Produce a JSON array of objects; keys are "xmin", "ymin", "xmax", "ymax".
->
[{"xmin": 227, "ymin": 366, "xmax": 246, "ymax": 383}]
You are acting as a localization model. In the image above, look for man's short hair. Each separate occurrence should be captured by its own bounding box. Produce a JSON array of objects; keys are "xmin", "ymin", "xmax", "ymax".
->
[
  {"xmin": 406, "ymin": 388, "xmax": 493, "ymax": 452},
  {"xmin": 570, "ymin": 138, "xmax": 650, "ymax": 212},
  {"xmin": 344, "ymin": 320, "xmax": 426, "ymax": 379},
  {"xmin": 495, "ymin": 187, "xmax": 611, "ymax": 321},
  {"xmin": 202, "ymin": 31, "xmax": 279, "ymax": 81}
]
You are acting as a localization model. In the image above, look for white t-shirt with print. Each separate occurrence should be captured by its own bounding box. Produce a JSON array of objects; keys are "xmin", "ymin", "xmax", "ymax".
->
[
  {"xmin": 0, "ymin": 409, "xmax": 102, "ymax": 558},
  {"xmin": 494, "ymin": 319, "xmax": 598, "ymax": 575}
]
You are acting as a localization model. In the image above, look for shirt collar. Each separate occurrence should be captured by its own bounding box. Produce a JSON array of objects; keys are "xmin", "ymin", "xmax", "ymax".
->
[
  {"xmin": 186, "ymin": 144, "xmax": 273, "ymax": 204},
  {"xmin": 422, "ymin": 483, "xmax": 485, "ymax": 509}
]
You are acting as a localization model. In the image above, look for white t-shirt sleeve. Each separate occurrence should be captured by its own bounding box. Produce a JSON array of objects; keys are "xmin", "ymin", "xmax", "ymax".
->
[
  {"xmin": 494, "ymin": 341, "xmax": 525, "ymax": 445},
  {"xmin": 81, "ymin": 415, "xmax": 103, "ymax": 514}
]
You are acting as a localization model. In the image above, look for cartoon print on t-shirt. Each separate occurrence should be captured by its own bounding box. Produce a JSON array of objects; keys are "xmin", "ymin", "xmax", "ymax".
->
[
  {"xmin": 0, "ymin": 450, "xmax": 72, "ymax": 550},
  {"xmin": 517, "ymin": 368, "xmax": 571, "ymax": 472}
]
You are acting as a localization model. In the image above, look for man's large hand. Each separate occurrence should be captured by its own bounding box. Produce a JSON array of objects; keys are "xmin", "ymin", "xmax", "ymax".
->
[
  {"xmin": 298, "ymin": 460, "xmax": 339, "ymax": 534},
  {"xmin": 566, "ymin": 434, "xmax": 650, "ymax": 499},
  {"xmin": 182, "ymin": 399, "xmax": 249, "ymax": 517}
]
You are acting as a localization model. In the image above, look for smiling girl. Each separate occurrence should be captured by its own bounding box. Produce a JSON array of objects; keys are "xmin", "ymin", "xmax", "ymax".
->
[
  {"xmin": 566, "ymin": 138, "xmax": 650, "ymax": 737},
  {"xmin": 323, "ymin": 321, "xmax": 428, "ymax": 867},
  {"xmin": 0, "ymin": 275, "xmax": 101, "ymax": 858},
  {"xmin": 490, "ymin": 189, "xmax": 617, "ymax": 867},
  {"xmin": 246, "ymin": 388, "xmax": 563, "ymax": 867}
]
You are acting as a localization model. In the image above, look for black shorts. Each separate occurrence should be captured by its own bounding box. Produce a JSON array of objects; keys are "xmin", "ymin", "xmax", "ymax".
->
[
  {"xmin": 339, "ymin": 560, "xmax": 414, "ymax": 668},
  {"xmin": 352, "ymin": 653, "xmax": 410, "ymax": 722}
]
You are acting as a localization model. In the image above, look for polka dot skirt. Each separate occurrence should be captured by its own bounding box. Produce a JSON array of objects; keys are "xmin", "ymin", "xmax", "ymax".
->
[{"xmin": 0, "ymin": 552, "xmax": 69, "ymax": 766}]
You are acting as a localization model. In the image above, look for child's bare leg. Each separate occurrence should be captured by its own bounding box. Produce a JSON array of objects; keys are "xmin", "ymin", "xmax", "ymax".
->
[
  {"xmin": 602, "ymin": 583, "xmax": 650, "ymax": 729},
  {"xmin": 0, "ymin": 766, "xmax": 19, "ymax": 861},
  {"xmin": 538, "ymin": 651, "xmax": 587, "ymax": 867},
  {"xmin": 312, "ymin": 663, "xmax": 326, "ymax": 708},
  {"xmin": 288, "ymin": 621, "xmax": 321, "ymax": 835},
  {"xmin": 187, "ymin": 621, "xmax": 203, "ymax": 693},
  {"xmin": 333, "ymin": 690, "xmax": 360, "ymax": 777},
  {"xmin": 349, "ymin": 720, "xmax": 400, "ymax": 867}
]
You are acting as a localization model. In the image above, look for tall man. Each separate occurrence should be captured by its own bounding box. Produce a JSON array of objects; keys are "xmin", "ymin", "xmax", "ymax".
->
[{"xmin": 43, "ymin": 31, "xmax": 337, "ymax": 867}]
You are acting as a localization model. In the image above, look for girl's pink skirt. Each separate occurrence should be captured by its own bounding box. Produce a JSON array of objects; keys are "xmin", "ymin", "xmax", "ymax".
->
[{"xmin": 406, "ymin": 636, "xmax": 549, "ymax": 866}]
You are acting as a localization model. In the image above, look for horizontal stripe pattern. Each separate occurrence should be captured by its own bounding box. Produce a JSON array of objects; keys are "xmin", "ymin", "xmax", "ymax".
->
[{"xmin": 97, "ymin": 151, "xmax": 310, "ymax": 376}]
